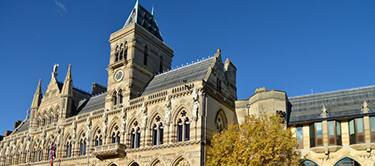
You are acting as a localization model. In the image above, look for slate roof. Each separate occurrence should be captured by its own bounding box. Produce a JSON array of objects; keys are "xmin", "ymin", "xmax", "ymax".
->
[
  {"xmin": 142, "ymin": 57, "xmax": 214, "ymax": 95},
  {"xmin": 124, "ymin": 1, "xmax": 163, "ymax": 41},
  {"xmin": 12, "ymin": 119, "xmax": 29, "ymax": 134},
  {"xmin": 289, "ymin": 85, "xmax": 375, "ymax": 125},
  {"xmin": 77, "ymin": 92, "xmax": 106, "ymax": 115}
]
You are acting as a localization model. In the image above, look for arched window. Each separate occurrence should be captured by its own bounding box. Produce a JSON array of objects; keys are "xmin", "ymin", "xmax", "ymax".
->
[
  {"xmin": 65, "ymin": 136, "xmax": 72, "ymax": 158},
  {"xmin": 152, "ymin": 116, "xmax": 164, "ymax": 146},
  {"xmin": 118, "ymin": 89, "xmax": 123, "ymax": 105},
  {"xmin": 124, "ymin": 42, "xmax": 128, "ymax": 60},
  {"xmin": 301, "ymin": 159, "xmax": 319, "ymax": 166},
  {"xmin": 176, "ymin": 110, "xmax": 190, "ymax": 142},
  {"xmin": 130, "ymin": 122, "xmax": 141, "ymax": 148},
  {"xmin": 119, "ymin": 43, "xmax": 124, "ymax": 60},
  {"xmin": 215, "ymin": 110, "xmax": 228, "ymax": 132},
  {"xmin": 111, "ymin": 126, "xmax": 120, "ymax": 144},
  {"xmin": 94, "ymin": 129, "xmax": 103, "ymax": 146},
  {"xmin": 79, "ymin": 133, "xmax": 87, "ymax": 156},
  {"xmin": 112, "ymin": 91, "xmax": 118, "ymax": 106},
  {"xmin": 114, "ymin": 45, "xmax": 119, "ymax": 62},
  {"xmin": 334, "ymin": 157, "xmax": 360, "ymax": 166}
]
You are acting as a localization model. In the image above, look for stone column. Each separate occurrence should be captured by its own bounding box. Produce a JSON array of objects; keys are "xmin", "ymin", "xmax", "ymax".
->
[
  {"xmin": 341, "ymin": 121, "xmax": 350, "ymax": 146},
  {"xmin": 303, "ymin": 125, "xmax": 310, "ymax": 149},
  {"xmin": 364, "ymin": 115, "xmax": 371, "ymax": 144}
]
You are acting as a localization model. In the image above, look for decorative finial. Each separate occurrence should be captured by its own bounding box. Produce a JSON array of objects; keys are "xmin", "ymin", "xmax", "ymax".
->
[
  {"xmin": 321, "ymin": 104, "xmax": 328, "ymax": 118},
  {"xmin": 52, "ymin": 64, "xmax": 59, "ymax": 79},
  {"xmin": 151, "ymin": 6, "xmax": 154, "ymax": 15},
  {"xmin": 362, "ymin": 100, "xmax": 369, "ymax": 113}
]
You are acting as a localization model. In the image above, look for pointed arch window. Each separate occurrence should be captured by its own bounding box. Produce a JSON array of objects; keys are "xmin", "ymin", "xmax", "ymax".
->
[
  {"xmin": 114, "ymin": 45, "xmax": 119, "ymax": 62},
  {"xmin": 123, "ymin": 42, "xmax": 128, "ymax": 60},
  {"xmin": 118, "ymin": 89, "xmax": 123, "ymax": 105},
  {"xmin": 79, "ymin": 134, "xmax": 87, "ymax": 156},
  {"xmin": 112, "ymin": 91, "xmax": 118, "ymax": 106},
  {"xmin": 152, "ymin": 116, "xmax": 164, "ymax": 146},
  {"xmin": 176, "ymin": 110, "xmax": 190, "ymax": 142},
  {"xmin": 65, "ymin": 136, "xmax": 72, "ymax": 158},
  {"xmin": 111, "ymin": 126, "xmax": 121, "ymax": 144},
  {"xmin": 94, "ymin": 129, "xmax": 103, "ymax": 146},
  {"xmin": 119, "ymin": 43, "xmax": 124, "ymax": 61},
  {"xmin": 130, "ymin": 122, "xmax": 141, "ymax": 148}
]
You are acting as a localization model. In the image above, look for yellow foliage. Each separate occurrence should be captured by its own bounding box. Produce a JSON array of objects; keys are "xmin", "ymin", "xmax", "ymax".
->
[{"xmin": 207, "ymin": 115, "xmax": 299, "ymax": 166}]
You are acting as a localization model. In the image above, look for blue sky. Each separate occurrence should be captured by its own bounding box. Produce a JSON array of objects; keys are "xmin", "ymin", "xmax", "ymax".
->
[{"xmin": 0, "ymin": 0, "xmax": 374, "ymax": 133}]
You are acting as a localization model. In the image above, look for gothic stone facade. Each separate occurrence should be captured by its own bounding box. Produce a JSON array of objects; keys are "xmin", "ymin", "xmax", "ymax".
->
[{"xmin": 1, "ymin": 2, "xmax": 375, "ymax": 166}]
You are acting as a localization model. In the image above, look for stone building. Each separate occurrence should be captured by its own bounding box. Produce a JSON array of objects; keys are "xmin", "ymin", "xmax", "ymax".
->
[{"xmin": 0, "ymin": 1, "xmax": 374, "ymax": 166}]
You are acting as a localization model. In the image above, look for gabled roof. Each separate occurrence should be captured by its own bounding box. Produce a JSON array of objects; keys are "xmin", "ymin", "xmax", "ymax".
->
[
  {"xmin": 123, "ymin": 1, "xmax": 163, "ymax": 41},
  {"xmin": 289, "ymin": 85, "xmax": 375, "ymax": 125},
  {"xmin": 142, "ymin": 57, "xmax": 215, "ymax": 95}
]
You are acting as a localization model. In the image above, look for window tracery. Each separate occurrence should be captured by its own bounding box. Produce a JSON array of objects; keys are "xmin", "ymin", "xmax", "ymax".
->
[
  {"xmin": 176, "ymin": 110, "xmax": 190, "ymax": 142},
  {"xmin": 152, "ymin": 116, "xmax": 164, "ymax": 146},
  {"xmin": 130, "ymin": 121, "xmax": 141, "ymax": 148}
]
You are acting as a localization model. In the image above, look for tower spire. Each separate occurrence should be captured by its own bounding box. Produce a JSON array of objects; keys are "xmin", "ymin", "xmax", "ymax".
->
[
  {"xmin": 61, "ymin": 64, "xmax": 73, "ymax": 97},
  {"xmin": 31, "ymin": 80, "xmax": 43, "ymax": 109}
]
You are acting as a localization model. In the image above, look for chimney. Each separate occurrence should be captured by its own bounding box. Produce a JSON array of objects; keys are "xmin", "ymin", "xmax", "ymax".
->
[
  {"xmin": 4, "ymin": 130, "xmax": 13, "ymax": 136},
  {"xmin": 91, "ymin": 83, "xmax": 107, "ymax": 95},
  {"xmin": 14, "ymin": 120, "xmax": 22, "ymax": 129}
]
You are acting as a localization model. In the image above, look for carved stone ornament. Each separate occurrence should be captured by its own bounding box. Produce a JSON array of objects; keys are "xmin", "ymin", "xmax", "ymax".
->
[
  {"xmin": 362, "ymin": 100, "xmax": 369, "ymax": 113},
  {"xmin": 320, "ymin": 104, "xmax": 328, "ymax": 118},
  {"xmin": 165, "ymin": 96, "xmax": 172, "ymax": 125},
  {"xmin": 121, "ymin": 108, "xmax": 127, "ymax": 133},
  {"xmin": 140, "ymin": 103, "xmax": 148, "ymax": 128},
  {"xmin": 26, "ymin": 135, "xmax": 32, "ymax": 152}
]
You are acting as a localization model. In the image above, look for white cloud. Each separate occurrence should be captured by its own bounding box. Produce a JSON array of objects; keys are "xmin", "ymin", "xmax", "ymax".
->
[{"xmin": 54, "ymin": 0, "xmax": 68, "ymax": 15}]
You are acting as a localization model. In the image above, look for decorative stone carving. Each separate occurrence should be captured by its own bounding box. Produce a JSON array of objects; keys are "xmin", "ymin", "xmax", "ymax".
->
[
  {"xmin": 86, "ymin": 118, "xmax": 92, "ymax": 137},
  {"xmin": 362, "ymin": 100, "xmax": 369, "ymax": 113},
  {"xmin": 56, "ymin": 126, "xmax": 63, "ymax": 146},
  {"xmin": 121, "ymin": 108, "xmax": 127, "ymax": 133},
  {"xmin": 140, "ymin": 103, "xmax": 148, "ymax": 129},
  {"xmin": 320, "ymin": 104, "xmax": 328, "ymax": 118},
  {"xmin": 165, "ymin": 96, "xmax": 172, "ymax": 125},
  {"xmin": 102, "ymin": 111, "xmax": 108, "ymax": 136},
  {"xmin": 192, "ymin": 88, "xmax": 199, "ymax": 121},
  {"xmin": 26, "ymin": 135, "xmax": 32, "ymax": 152}
]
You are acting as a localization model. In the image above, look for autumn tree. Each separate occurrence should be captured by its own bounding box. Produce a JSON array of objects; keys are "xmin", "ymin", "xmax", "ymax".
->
[{"xmin": 207, "ymin": 115, "xmax": 299, "ymax": 166}]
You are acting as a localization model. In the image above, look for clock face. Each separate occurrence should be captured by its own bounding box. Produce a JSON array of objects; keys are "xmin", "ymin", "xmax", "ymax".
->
[{"xmin": 114, "ymin": 70, "xmax": 124, "ymax": 82}]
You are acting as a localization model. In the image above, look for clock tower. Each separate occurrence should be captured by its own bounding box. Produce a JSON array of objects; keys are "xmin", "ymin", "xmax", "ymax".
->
[{"xmin": 106, "ymin": 1, "xmax": 173, "ymax": 109}]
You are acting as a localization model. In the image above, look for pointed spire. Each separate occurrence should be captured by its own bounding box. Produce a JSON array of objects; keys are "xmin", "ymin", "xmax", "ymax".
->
[
  {"xmin": 214, "ymin": 48, "xmax": 222, "ymax": 58},
  {"xmin": 51, "ymin": 64, "xmax": 59, "ymax": 80},
  {"xmin": 61, "ymin": 64, "xmax": 73, "ymax": 97},
  {"xmin": 31, "ymin": 80, "xmax": 43, "ymax": 109}
]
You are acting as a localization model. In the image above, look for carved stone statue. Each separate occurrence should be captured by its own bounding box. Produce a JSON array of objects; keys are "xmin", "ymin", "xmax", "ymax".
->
[
  {"xmin": 86, "ymin": 119, "xmax": 92, "ymax": 137},
  {"xmin": 140, "ymin": 103, "xmax": 148, "ymax": 128},
  {"xmin": 192, "ymin": 88, "xmax": 200, "ymax": 121},
  {"xmin": 165, "ymin": 96, "xmax": 172, "ymax": 125},
  {"xmin": 72, "ymin": 121, "xmax": 77, "ymax": 142},
  {"xmin": 192, "ymin": 88, "xmax": 199, "ymax": 102},
  {"xmin": 56, "ymin": 126, "xmax": 63, "ymax": 146},
  {"xmin": 102, "ymin": 112, "xmax": 108, "ymax": 136},
  {"xmin": 121, "ymin": 108, "xmax": 127, "ymax": 133}
]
